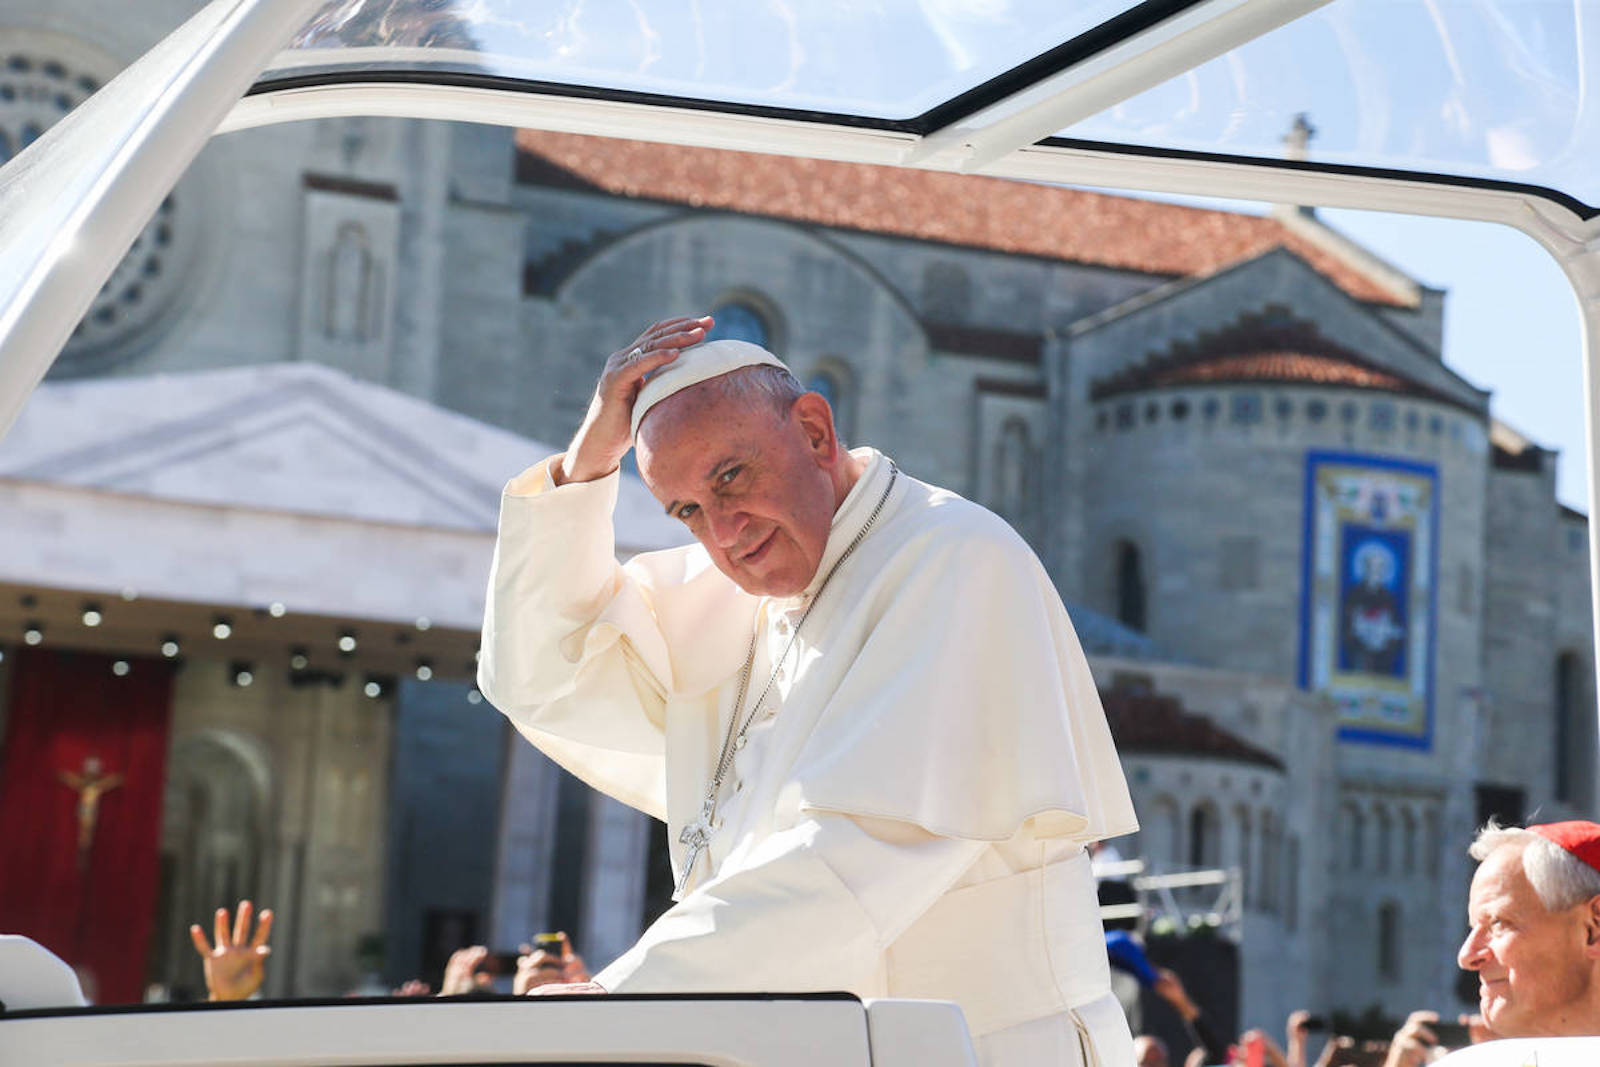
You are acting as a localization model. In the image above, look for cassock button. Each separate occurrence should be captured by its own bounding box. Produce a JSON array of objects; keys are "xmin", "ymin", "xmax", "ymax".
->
[{"xmin": 776, "ymin": 617, "xmax": 790, "ymax": 636}]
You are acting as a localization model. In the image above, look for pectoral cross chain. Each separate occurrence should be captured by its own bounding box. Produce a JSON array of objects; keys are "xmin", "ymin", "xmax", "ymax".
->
[{"xmin": 671, "ymin": 462, "xmax": 899, "ymax": 902}]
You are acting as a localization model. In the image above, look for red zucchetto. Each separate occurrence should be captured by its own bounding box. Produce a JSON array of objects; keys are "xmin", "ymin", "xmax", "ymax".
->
[{"xmin": 1529, "ymin": 821, "xmax": 1600, "ymax": 873}]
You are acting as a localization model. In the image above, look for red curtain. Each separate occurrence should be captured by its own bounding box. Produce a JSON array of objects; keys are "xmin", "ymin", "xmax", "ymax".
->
[{"xmin": 0, "ymin": 648, "xmax": 174, "ymax": 1004}]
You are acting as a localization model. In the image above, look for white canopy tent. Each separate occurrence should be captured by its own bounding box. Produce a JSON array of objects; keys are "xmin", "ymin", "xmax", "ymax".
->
[{"xmin": 1, "ymin": 0, "xmax": 1597, "ymax": 720}]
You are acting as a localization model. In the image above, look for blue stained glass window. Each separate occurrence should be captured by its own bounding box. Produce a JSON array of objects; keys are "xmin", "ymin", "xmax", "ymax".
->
[{"xmin": 706, "ymin": 301, "xmax": 770, "ymax": 349}]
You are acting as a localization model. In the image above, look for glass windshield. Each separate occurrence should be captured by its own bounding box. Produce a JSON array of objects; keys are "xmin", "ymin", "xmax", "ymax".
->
[
  {"xmin": 1058, "ymin": 0, "xmax": 1599, "ymax": 210},
  {"xmin": 265, "ymin": 0, "xmax": 1153, "ymax": 122}
]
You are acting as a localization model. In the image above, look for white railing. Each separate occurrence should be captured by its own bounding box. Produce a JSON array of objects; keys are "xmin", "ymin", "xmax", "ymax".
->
[{"xmin": 1095, "ymin": 858, "xmax": 1245, "ymax": 938}]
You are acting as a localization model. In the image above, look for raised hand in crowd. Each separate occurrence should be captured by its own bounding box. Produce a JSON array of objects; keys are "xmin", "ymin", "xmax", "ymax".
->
[
  {"xmin": 1380, "ymin": 1011, "xmax": 1442, "ymax": 1067},
  {"xmin": 1286, "ymin": 1010, "xmax": 1314, "ymax": 1067},
  {"xmin": 393, "ymin": 978, "xmax": 432, "ymax": 996},
  {"xmin": 437, "ymin": 945, "xmax": 495, "ymax": 997},
  {"xmin": 188, "ymin": 899, "xmax": 272, "ymax": 1002},
  {"xmin": 1153, "ymin": 967, "xmax": 1199, "ymax": 1020},
  {"xmin": 1240, "ymin": 1028, "xmax": 1290, "ymax": 1067},
  {"xmin": 1152, "ymin": 966, "xmax": 1231, "ymax": 1066},
  {"xmin": 516, "ymin": 932, "xmax": 594, "ymax": 995}
]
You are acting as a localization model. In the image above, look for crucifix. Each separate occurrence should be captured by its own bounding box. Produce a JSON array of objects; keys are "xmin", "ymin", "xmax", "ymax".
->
[
  {"xmin": 58, "ymin": 755, "xmax": 124, "ymax": 872},
  {"xmin": 674, "ymin": 795, "xmax": 719, "ymax": 901}
]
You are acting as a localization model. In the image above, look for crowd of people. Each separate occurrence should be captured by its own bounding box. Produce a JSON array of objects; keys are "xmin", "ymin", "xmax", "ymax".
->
[
  {"xmin": 13, "ymin": 324, "xmax": 1597, "ymax": 1067},
  {"xmin": 187, "ymin": 899, "xmax": 589, "ymax": 1002},
  {"xmin": 171, "ymin": 812, "xmax": 1600, "ymax": 1065}
]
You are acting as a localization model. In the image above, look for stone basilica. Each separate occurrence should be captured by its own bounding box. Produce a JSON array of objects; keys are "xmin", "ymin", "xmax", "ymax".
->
[{"xmin": 0, "ymin": 0, "xmax": 1594, "ymax": 1035}]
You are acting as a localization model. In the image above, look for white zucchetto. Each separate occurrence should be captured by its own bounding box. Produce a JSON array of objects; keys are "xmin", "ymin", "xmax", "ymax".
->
[{"xmin": 630, "ymin": 339, "xmax": 790, "ymax": 440}]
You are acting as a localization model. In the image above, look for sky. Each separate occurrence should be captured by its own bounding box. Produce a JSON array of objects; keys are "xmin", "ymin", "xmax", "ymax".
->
[
  {"xmin": 1319, "ymin": 207, "xmax": 1588, "ymax": 511},
  {"xmin": 1115, "ymin": 192, "xmax": 1590, "ymax": 511}
]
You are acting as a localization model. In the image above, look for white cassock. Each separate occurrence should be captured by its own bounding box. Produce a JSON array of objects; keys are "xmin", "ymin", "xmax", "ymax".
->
[{"xmin": 479, "ymin": 447, "xmax": 1140, "ymax": 1067}]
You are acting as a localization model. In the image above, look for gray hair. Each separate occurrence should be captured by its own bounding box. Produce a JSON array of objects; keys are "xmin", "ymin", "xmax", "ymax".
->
[
  {"xmin": 1469, "ymin": 818, "xmax": 1600, "ymax": 910},
  {"xmin": 703, "ymin": 363, "xmax": 805, "ymax": 416},
  {"xmin": 702, "ymin": 364, "xmax": 850, "ymax": 444},
  {"xmin": 645, "ymin": 364, "xmax": 847, "ymax": 445}
]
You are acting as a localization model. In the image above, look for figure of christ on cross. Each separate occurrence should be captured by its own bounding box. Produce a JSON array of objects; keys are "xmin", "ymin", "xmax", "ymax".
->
[{"xmin": 58, "ymin": 755, "xmax": 124, "ymax": 872}]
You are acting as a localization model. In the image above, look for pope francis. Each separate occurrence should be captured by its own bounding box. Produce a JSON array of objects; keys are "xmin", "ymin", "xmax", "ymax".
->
[{"xmin": 478, "ymin": 315, "xmax": 1140, "ymax": 1066}]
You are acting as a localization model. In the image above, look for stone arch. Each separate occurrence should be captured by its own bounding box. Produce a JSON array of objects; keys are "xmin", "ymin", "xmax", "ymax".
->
[
  {"xmin": 1115, "ymin": 538, "xmax": 1148, "ymax": 633},
  {"xmin": 1234, "ymin": 803, "xmax": 1255, "ymax": 908},
  {"xmin": 557, "ymin": 212, "xmax": 926, "ymax": 332},
  {"xmin": 324, "ymin": 221, "xmax": 382, "ymax": 342},
  {"xmin": 1399, "ymin": 807, "xmax": 1418, "ymax": 875},
  {"xmin": 1343, "ymin": 801, "xmax": 1366, "ymax": 870},
  {"xmin": 1142, "ymin": 794, "xmax": 1181, "ymax": 873},
  {"xmin": 152, "ymin": 730, "xmax": 273, "ymax": 996},
  {"xmin": 1188, "ymin": 800, "xmax": 1221, "ymax": 869},
  {"xmin": 990, "ymin": 415, "xmax": 1039, "ymax": 535},
  {"xmin": 555, "ymin": 213, "xmax": 935, "ymax": 458}
]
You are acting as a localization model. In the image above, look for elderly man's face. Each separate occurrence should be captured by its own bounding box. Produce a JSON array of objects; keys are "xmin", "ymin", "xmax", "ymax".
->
[
  {"xmin": 1458, "ymin": 844, "xmax": 1600, "ymax": 1035},
  {"xmin": 637, "ymin": 384, "xmax": 841, "ymax": 597}
]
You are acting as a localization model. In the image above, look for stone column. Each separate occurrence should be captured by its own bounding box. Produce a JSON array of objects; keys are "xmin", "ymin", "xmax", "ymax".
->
[{"xmin": 489, "ymin": 740, "xmax": 562, "ymax": 950}]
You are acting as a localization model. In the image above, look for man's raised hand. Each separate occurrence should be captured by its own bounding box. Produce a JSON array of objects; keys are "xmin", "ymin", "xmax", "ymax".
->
[
  {"xmin": 556, "ymin": 316, "xmax": 711, "ymax": 485},
  {"xmin": 189, "ymin": 899, "xmax": 272, "ymax": 1002}
]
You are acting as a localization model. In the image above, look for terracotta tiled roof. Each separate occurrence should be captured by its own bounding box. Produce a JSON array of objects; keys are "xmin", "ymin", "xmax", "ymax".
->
[
  {"xmin": 1100, "ymin": 691, "xmax": 1285, "ymax": 771},
  {"xmin": 1143, "ymin": 351, "xmax": 1412, "ymax": 391},
  {"xmin": 513, "ymin": 130, "xmax": 1407, "ymax": 307},
  {"xmin": 1090, "ymin": 309, "xmax": 1474, "ymax": 410}
]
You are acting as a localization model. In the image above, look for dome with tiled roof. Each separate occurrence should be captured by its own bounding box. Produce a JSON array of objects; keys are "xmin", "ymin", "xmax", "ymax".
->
[{"xmin": 1090, "ymin": 307, "xmax": 1473, "ymax": 410}]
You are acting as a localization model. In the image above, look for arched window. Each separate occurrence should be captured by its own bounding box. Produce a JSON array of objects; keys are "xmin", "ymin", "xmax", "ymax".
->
[
  {"xmin": 1556, "ymin": 651, "xmax": 1594, "ymax": 805},
  {"xmin": 324, "ymin": 222, "xmax": 379, "ymax": 342},
  {"xmin": 993, "ymin": 417, "xmax": 1037, "ymax": 533},
  {"xmin": 1375, "ymin": 806, "xmax": 1392, "ymax": 874},
  {"xmin": 1345, "ymin": 804, "xmax": 1366, "ymax": 870},
  {"xmin": 1144, "ymin": 796, "xmax": 1180, "ymax": 873},
  {"xmin": 1378, "ymin": 901, "xmax": 1401, "ymax": 981},
  {"xmin": 1424, "ymin": 809, "xmax": 1441, "ymax": 878},
  {"xmin": 1116, "ymin": 541, "xmax": 1147, "ymax": 633},
  {"xmin": 804, "ymin": 361, "xmax": 853, "ymax": 440},
  {"xmin": 1235, "ymin": 805, "xmax": 1254, "ymax": 908},
  {"xmin": 1399, "ymin": 810, "xmax": 1418, "ymax": 875},
  {"xmin": 1189, "ymin": 803, "xmax": 1218, "ymax": 868},
  {"xmin": 707, "ymin": 300, "xmax": 772, "ymax": 348},
  {"xmin": 0, "ymin": 129, "xmax": 12, "ymax": 165}
]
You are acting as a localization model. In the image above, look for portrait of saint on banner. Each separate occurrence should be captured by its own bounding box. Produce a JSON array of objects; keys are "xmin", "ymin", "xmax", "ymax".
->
[{"xmin": 1299, "ymin": 453, "xmax": 1438, "ymax": 748}]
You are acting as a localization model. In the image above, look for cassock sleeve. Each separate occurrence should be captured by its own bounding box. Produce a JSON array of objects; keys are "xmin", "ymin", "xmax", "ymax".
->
[
  {"xmin": 595, "ymin": 811, "xmax": 987, "ymax": 993},
  {"xmin": 478, "ymin": 457, "xmax": 676, "ymax": 820},
  {"xmin": 789, "ymin": 512, "xmax": 1138, "ymax": 844}
]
